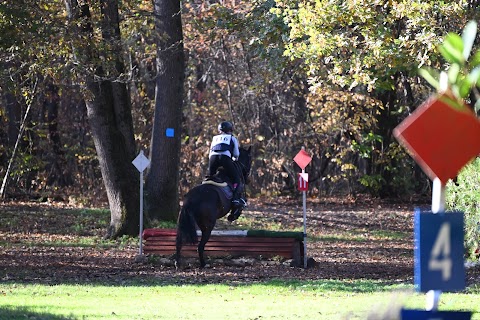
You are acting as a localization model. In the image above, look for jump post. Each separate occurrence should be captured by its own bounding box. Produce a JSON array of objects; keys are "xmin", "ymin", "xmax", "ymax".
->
[{"xmin": 142, "ymin": 229, "xmax": 304, "ymax": 266}]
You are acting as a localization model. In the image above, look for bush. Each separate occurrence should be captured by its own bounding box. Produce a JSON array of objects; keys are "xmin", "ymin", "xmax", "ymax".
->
[{"xmin": 446, "ymin": 158, "xmax": 480, "ymax": 261}]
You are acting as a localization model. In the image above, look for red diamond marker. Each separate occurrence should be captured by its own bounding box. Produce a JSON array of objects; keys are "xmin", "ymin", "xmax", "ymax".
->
[
  {"xmin": 394, "ymin": 94, "xmax": 480, "ymax": 184},
  {"xmin": 293, "ymin": 149, "xmax": 312, "ymax": 170}
]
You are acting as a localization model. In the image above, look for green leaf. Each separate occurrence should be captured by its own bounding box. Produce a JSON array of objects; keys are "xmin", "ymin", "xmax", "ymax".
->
[
  {"xmin": 445, "ymin": 33, "xmax": 465, "ymax": 53},
  {"xmin": 438, "ymin": 94, "xmax": 469, "ymax": 112},
  {"xmin": 439, "ymin": 71, "xmax": 448, "ymax": 92},
  {"xmin": 440, "ymin": 33, "xmax": 465, "ymax": 64},
  {"xmin": 462, "ymin": 21, "xmax": 477, "ymax": 60},
  {"xmin": 418, "ymin": 68, "xmax": 440, "ymax": 90},
  {"xmin": 439, "ymin": 45, "xmax": 462, "ymax": 65},
  {"xmin": 451, "ymin": 84, "xmax": 461, "ymax": 99},
  {"xmin": 471, "ymin": 50, "xmax": 480, "ymax": 67},
  {"xmin": 447, "ymin": 63, "xmax": 460, "ymax": 84},
  {"xmin": 458, "ymin": 78, "xmax": 472, "ymax": 98},
  {"xmin": 468, "ymin": 66, "xmax": 480, "ymax": 85}
]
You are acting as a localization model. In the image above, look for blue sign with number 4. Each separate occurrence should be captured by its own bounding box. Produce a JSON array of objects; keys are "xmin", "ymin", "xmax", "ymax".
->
[
  {"xmin": 401, "ymin": 309, "xmax": 471, "ymax": 320},
  {"xmin": 414, "ymin": 209, "xmax": 465, "ymax": 292}
]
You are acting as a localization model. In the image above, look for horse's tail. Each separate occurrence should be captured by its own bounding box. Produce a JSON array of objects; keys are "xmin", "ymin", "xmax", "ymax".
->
[{"xmin": 176, "ymin": 206, "xmax": 198, "ymax": 245}]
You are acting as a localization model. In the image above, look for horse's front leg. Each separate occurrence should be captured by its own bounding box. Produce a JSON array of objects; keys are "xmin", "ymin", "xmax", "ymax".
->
[{"xmin": 198, "ymin": 229, "xmax": 212, "ymax": 268}]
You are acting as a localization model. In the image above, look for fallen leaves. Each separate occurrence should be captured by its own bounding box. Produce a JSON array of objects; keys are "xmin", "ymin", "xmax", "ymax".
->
[{"xmin": 1, "ymin": 198, "xmax": 479, "ymax": 286}]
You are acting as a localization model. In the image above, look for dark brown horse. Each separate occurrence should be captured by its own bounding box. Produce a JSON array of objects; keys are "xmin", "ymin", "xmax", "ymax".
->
[{"xmin": 175, "ymin": 146, "xmax": 252, "ymax": 268}]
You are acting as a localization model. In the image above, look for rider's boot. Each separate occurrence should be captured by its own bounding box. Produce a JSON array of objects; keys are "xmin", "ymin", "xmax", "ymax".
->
[{"xmin": 228, "ymin": 183, "xmax": 247, "ymax": 222}]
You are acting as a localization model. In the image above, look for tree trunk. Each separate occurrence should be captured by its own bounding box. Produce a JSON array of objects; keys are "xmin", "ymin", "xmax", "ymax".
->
[
  {"xmin": 64, "ymin": 0, "xmax": 139, "ymax": 238},
  {"xmin": 4, "ymin": 92, "xmax": 21, "ymax": 148},
  {"xmin": 374, "ymin": 84, "xmax": 399, "ymax": 198},
  {"xmin": 145, "ymin": 0, "xmax": 185, "ymax": 221},
  {"xmin": 44, "ymin": 81, "xmax": 74, "ymax": 187}
]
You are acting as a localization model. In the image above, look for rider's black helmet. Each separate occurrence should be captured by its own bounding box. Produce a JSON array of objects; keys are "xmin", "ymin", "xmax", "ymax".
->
[{"xmin": 218, "ymin": 121, "xmax": 233, "ymax": 133}]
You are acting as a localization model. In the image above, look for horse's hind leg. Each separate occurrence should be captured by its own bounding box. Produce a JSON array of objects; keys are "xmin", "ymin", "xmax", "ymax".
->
[{"xmin": 198, "ymin": 229, "xmax": 212, "ymax": 268}]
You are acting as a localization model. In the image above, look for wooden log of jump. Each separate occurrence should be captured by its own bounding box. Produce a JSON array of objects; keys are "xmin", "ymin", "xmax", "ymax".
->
[{"xmin": 142, "ymin": 229, "xmax": 303, "ymax": 264}]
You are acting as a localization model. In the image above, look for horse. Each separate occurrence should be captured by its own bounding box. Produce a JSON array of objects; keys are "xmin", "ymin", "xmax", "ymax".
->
[{"xmin": 175, "ymin": 146, "xmax": 252, "ymax": 268}]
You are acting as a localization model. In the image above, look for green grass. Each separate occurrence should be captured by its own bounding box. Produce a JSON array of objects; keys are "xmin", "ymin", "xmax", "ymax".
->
[{"xmin": 1, "ymin": 280, "xmax": 479, "ymax": 320}]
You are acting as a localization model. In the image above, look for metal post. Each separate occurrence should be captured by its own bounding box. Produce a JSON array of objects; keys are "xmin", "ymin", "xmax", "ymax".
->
[
  {"xmin": 426, "ymin": 177, "xmax": 445, "ymax": 311},
  {"xmin": 302, "ymin": 168, "xmax": 307, "ymax": 269},
  {"xmin": 139, "ymin": 170, "xmax": 144, "ymax": 255},
  {"xmin": 132, "ymin": 150, "xmax": 150, "ymax": 261},
  {"xmin": 431, "ymin": 177, "xmax": 446, "ymax": 214}
]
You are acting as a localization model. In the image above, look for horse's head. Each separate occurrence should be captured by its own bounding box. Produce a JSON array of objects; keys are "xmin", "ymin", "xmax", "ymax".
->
[{"xmin": 238, "ymin": 146, "xmax": 252, "ymax": 184}]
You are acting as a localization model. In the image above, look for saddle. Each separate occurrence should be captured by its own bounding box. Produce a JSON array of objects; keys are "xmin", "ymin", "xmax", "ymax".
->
[{"xmin": 202, "ymin": 177, "xmax": 234, "ymax": 212}]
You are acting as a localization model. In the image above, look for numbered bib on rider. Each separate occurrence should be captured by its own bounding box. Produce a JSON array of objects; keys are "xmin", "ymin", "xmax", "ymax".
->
[
  {"xmin": 414, "ymin": 209, "xmax": 465, "ymax": 292},
  {"xmin": 211, "ymin": 134, "xmax": 233, "ymax": 152}
]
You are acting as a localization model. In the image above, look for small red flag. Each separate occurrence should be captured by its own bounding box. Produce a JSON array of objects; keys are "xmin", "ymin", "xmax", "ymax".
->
[{"xmin": 293, "ymin": 149, "xmax": 312, "ymax": 170}]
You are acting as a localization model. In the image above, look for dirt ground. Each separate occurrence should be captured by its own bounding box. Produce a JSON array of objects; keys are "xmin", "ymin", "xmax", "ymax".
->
[{"xmin": 1, "ymin": 197, "xmax": 479, "ymax": 286}]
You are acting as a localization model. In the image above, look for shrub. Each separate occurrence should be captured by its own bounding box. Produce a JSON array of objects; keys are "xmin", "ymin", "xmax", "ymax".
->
[{"xmin": 446, "ymin": 158, "xmax": 480, "ymax": 261}]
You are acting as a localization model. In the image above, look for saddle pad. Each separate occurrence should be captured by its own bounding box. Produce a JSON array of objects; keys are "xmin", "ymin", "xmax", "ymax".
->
[
  {"xmin": 214, "ymin": 185, "xmax": 233, "ymax": 200},
  {"xmin": 202, "ymin": 180, "xmax": 228, "ymax": 187}
]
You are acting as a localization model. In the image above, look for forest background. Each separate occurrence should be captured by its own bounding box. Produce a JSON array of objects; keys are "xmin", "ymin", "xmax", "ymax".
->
[{"xmin": 1, "ymin": 1, "xmax": 480, "ymax": 234}]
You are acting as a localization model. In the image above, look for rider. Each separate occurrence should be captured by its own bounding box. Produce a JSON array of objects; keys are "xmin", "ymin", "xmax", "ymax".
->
[{"xmin": 207, "ymin": 121, "xmax": 247, "ymax": 220}]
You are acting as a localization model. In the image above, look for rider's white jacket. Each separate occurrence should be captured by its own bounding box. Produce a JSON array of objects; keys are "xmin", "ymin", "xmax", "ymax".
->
[{"xmin": 209, "ymin": 134, "xmax": 240, "ymax": 159}]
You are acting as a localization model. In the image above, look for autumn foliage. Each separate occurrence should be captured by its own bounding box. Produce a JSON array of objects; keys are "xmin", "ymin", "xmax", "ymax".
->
[{"xmin": 1, "ymin": 0, "xmax": 479, "ymax": 205}]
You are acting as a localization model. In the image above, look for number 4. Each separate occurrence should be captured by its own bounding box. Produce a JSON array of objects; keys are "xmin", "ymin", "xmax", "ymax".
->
[{"xmin": 428, "ymin": 222, "xmax": 452, "ymax": 281}]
